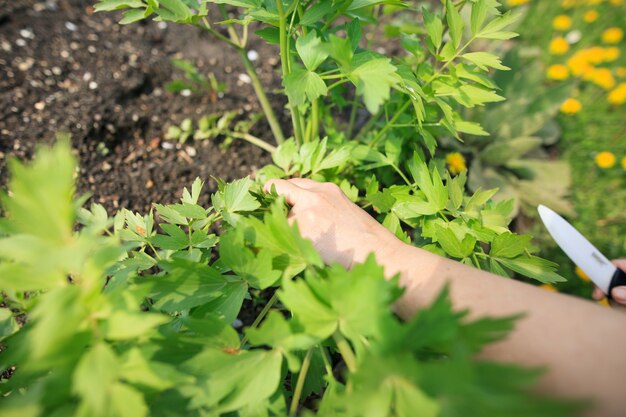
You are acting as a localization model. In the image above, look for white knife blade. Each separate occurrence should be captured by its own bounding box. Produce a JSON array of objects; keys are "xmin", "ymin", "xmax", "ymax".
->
[{"xmin": 537, "ymin": 204, "xmax": 626, "ymax": 296}]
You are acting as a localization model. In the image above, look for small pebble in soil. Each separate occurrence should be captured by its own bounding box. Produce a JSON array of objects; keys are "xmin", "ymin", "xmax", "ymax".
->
[
  {"xmin": 247, "ymin": 50, "xmax": 259, "ymax": 61},
  {"xmin": 268, "ymin": 57, "xmax": 278, "ymax": 66},
  {"xmin": 1, "ymin": 41, "xmax": 11, "ymax": 52},
  {"xmin": 101, "ymin": 161, "xmax": 112, "ymax": 172},
  {"xmin": 16, "ymin": 39, "xmax": 27, "ymax": 47},
  {"xmin": 20, "ymin": 29, "xmax": 35, "ymax": 39},
  {"xmin": 181, "ymin": 89, "xmax": 191, "ymax": 97},
  {"xmin": 157, "ymin": 22, "xmax": 168, "ymax": 30},
  {"xmin": 60, "ymin": 50, "xmax": 70, "ymax": 58},
  {"xmin": 83, "ymin": 72, "xmax": 92, "ymax": 81},
  {"xmin": 34, "ymin": 101, "xmax": 45, "ymax": 111},
  {"xmin": 89, "ymin": 81, "xmax": 98, "ymax": 90},
  {"xmin": 65, "ymin": 21, "xmax": 78, "ymax": 32},
  {"xmin": 185, "ymin": 146, "xmax": 197, "ymax": 157},
  {"xmin": 161, "ymin": 141, "xmax": 175, "ymax": 150},
  {"xmin": 238, "ymin": 73, "xmax": 252, "ymax": 84},
  {"xmin": 232, "ymin": 319, "xmax": 243, "ymax": 329},
  {"xmin": 146, "ymin": 179, "xmax": 154, "ymax": 189}
]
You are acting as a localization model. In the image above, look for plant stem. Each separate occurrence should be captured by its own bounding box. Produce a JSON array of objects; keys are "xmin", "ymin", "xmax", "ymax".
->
[
  {"xmin": 390, "ymin": 163, "xmax": 412, "ymax": 186},
  {"xmin": 319, "ymin": 346, "xmax": 337, "ymax": 382},
  {"xmin": 368, "ymin": 99, "xmax": 411, "ymax": 148},
  {"xmin": 198, "ymin": 14, "xmax": 285, "ymax": 146},
  {"xmin": 346, "ymin": 94, "xmax": 359, "ymax": 139},
  {"xmin": 333, "ymin": 332, "xmax": 357, "ymax": 373},
  {"xmin": 277, "ymin": 0, "xmax": 305, "ymax": 145},
  {"xmin": 229, "ymin": 131, "xmax": 277, "ymax": 153},
  {"xmin": 311, "ymin": 99, "xmax": 319, "ymax": 141},
  {"xmin": 289, "ymin": 348, "xmax": 313, "ymax": 417},
  {"xmin": 239, "ymin": 292, "xmax": 279, "ymax": 348}
]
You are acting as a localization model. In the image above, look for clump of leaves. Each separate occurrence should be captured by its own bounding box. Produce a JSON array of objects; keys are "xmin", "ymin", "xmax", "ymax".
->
[
  {"xmin": 166, "ymin": 58, "xmax": 228, "ymax": 102},
  {"xmin": 0, "ymin": 141, "xmax": 583, "ymax": 417}
]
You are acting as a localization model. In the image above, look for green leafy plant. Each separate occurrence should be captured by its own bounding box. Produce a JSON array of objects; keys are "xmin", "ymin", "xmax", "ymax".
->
[
  {"xmin": 166, "ymin": 58, "xmax": 229, "ymax": 100},
  {"xmin": 0, "ymin": 141, "xmax": 583, "ymax": 417}
]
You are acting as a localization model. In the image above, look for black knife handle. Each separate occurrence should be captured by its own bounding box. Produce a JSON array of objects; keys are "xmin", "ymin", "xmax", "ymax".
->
[{"xmin": 608, "ymin": 268, "xmax": 626, "ymax": 300}]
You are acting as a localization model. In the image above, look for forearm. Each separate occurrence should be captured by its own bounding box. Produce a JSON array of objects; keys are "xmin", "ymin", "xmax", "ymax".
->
[{"xmin": 376, "ymin": 241, "xmax": 626, "ymax": 416}]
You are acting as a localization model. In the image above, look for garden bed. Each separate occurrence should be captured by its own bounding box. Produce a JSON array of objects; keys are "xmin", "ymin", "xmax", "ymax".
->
[{"xmin": 0, "ymin": 0, "xmax": 278, "ymax": 213}]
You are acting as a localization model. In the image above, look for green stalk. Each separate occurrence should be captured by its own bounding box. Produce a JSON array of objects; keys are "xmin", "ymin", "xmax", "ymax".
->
[
  {"xmin": 311, "ymin": 99, "xmax": 320, "ymax": 141},
  {"xmin": 346, "ymin": 94, "xmax": 359, "ymax": 139},
  {"xmin": 333, "ymin": 332, "xmax": 357, "ymax": 373},
  {"xmin": 368, "ymin": 100, "xmax": 411, "ymax": 148},
  {"xmin": 289, "ymin": 348, "xmax": 313, "ymax": 417},
  {"xmin": 229, "ymin": 131, "xmax": 277, "ymax": 153},
  {"xmin": 201, "ymin": 13, "xmax": 285, "ymax": 146},
  {"xmin": 277, "ymin": 0, "xmax": 305, "ymax": 145},
  {"xmin": 239, "ymin": 292, "xmax": 279, "ymax": 348},
  {"xmin": 238, "ymin": 49, "xmax": 286, "ymax": 144}
]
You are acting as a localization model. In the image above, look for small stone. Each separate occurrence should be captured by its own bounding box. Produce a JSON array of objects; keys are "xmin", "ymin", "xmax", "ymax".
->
[
  {"xmin": 20, "ymin": 29, "xmax": 35, "ymax": 39},
  {"xmin": 238, "ymin": 73, "xmax": 252, "ymax": 84},
  {"xmin": 16, "ymin": 39, "xmax": 27, "ymax": 47},
  {"xmin": 209, "ymin": 58, "xmax": 217, "ymax": 65},
  {"xmin": 181, "ymin": 89, "xmax": 191, "ymax": 97},
  {"xmin": 52, "ymin": 66, "xmax": 62, "ymax": 75},
  {"xmin": 566, "ymin": 30, "xmax": 582, "ymax": 44},
  {"xmin": 146, "ymin": 179, "xmax": 154, "ymax": 189},
  {"xmin": 101, "ymin": 161, "xmax": 112, "ymax": 172},
  {"xmin": 89, "ymin": 81, "xmax": 98, "ymax": 90},
  {"xmin": 83, "ymin": 72, "xmax": 92, "ymax": 81},
  {"xmin": 247, "ymin": 50, "xmax": 259, "ymax": 61},
  {"xmin": 268, "ymin": 57, "xmax": 278, "ymax": 66},
  {"xmin": 232, "ymin": 319, "xmax": 243, "ymax": 329},
  {"xmin": 132, "ymin": 114, "xmax": 139, "ymax": 122},
  {"xmin": 17, "ymin": 58, "xmax": 35, "ymax": 71},
  {"xmin": 88, "ymin": 45, "xmax": 96, "ymax": 54},
  {"xmin": 65, "ymin": 21, "xmax": 78, "ymax": 32},
  {"xmin": 60, "ymin": 50, "xmax": 70, "ymax": 58},
  {"xmin": 149, "ymin": 137, "xmax": 160, "ymax": 150},
  {"xmin": 185, "ymin": 146, "xmax": 197, "ymax": 157},
  {"xmin": 153, "ymin": 88, "xmax": 163, "ymax": 97},
  {"xmin": 34, "ymin": 101, "xmax": 45, "ymax": 111},
  {"xmin": 1, "ymin": 41, "xmax": 11, "ymax": 52},
  {"xmin": 224, "ymin": 65, "xmax": 232, "ymax": 74},
  {"xmin": 161, "ymin": 141, "xmax": 175, "ymax": 150},
  {"xmin": 70, "ymin": 41, "xmax": 79, "ymax": 50},
  {"xmin": 157, "ymin": 21, "xmax": 168, "ymax": 30}
]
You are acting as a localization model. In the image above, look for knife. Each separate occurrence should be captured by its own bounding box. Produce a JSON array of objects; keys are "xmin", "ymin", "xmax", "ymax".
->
[{"xmin": 537, "ymin": 204, "xmax": 626, "ymax": 299}]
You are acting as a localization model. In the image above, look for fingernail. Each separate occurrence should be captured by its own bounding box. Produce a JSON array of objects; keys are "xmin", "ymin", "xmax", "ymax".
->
[{"xmin": 611, "ymin": 287, "xmax": 626, "ymax": 303}]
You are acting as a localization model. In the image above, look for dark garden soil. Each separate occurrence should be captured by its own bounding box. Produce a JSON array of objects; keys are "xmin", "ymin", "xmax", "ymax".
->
[{"xmin": 0, "ymin": 0, "xmax": 284, "ymax": 213}]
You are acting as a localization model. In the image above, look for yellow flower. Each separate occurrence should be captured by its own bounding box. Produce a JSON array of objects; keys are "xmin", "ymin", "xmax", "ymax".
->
[
  {"xmin": 506, "ymin": 0, "xmax": 529, "ymax": 5},
  {"xmin": 553, "ymin": 15, "xmax": 572, "ymax": 31},
  {"xmin": 547, "ymin": 64, "xmax": 570, "ymax": 80},
  {"xmin": 575, "ymin": 266, "xmax": 590, "ymax": 282},
  {"xmin": 622, "ymin": 156, "xmax": 626, "ymax": 170},
  {"xmin": 561, "ymin": 0, "xmax": 577, "ymax": 7},
  {"xmin": 445, "ymin": 152, "xmax": 467, "ymax": 175},
  {"xmin": 589, "ymin": 68, "xmax": 616, "ymax": 90},
  {"xmin": 560, "ymin": 98, "xmax": 582, "ymax": 114},
  {"xmin": 608, "ymin": 83, "xmax": 626, "ymax": 105},
  {"xmin": 602, "ymin": 47, "xmax": 620, "ymax": 62},
  {"xmin": 584, "ymin": 9, "xmax": 599, "ymax": 22},
  {"xmin": 598, "ymin": 297, "xmax": 610, "ymax": 307},
  {"xmin": 610, "ymin": 0, "xmax": 624, "ymax": 5},
  {"xmin": 617, "ymin": 67, "xmax": 626, "ymax": 77},
  {"xmin": 595, "ymin": 151, "xmax": 616, "ymax": 168},
  {"xmin": 540, "ymin": 284, "xmax": 557, "ymax": 292},
  {"xmin": 587, "ymin": 0, "xmax": 603, "ymax": 4},
  {"xmin": 602, "ymin": 27, "xmax": 623, "ymax": 44},
  {"xmin": 586, "ymin": 46, "xmax": 605, "ymax": 64},
  {"xmin": 549, "ymin": 37, "xmax": 570, "ymax": 55}
]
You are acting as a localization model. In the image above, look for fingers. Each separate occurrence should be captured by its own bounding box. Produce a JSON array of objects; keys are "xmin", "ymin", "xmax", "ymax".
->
[
  {"xmin": 288, "ymin": 178, "xmax": 319, "ymax": 189},
  {"xmin": 592, "ymin": 286, "xmax": 605, "ymax": 300},
  {"xmin": 264, "ymin": 179, "xmax": 309, "ymax": 206},
  {"xmin": 611, "ymin": 286, "xmax": 626, "ymax": 304},
  {"xmin": 611, "ymin": 259, "xmax": 626, "ymax": 272}
]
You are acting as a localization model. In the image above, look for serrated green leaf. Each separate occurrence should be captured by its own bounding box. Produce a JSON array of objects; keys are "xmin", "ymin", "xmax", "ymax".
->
[
  {"xmin": 349, "ymin": 58, "xmax": 398, "ymax": 113},
  {"xmin": 490, "ymin": 233, "xmax": 532, "ymax": 258},
  {"xmin": 462, "ymin": 52, "xmax": 509, "ymax": 71},
  {"xmin": 296, "ymin": 32, "xmax": 329, "ymax": 71},
  {"xmin": 445, "ymin": 0, "xmax": 464, "ymax": 49},
  {"xmin": 284, "ymin": 68, "xmax": 328, "ymax": 105},
  {"xmin": 423, "ymin": 8, "xmax": 443, "ymax": 50},
  {"xmin": 496, "ymin": 256, "xmax": 566, "ymax": 283}
]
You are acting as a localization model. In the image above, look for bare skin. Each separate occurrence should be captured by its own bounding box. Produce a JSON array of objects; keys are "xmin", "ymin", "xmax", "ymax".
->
[{"xmin": 265, "ymin": 178, "xmax": 626, "ymax": 417}]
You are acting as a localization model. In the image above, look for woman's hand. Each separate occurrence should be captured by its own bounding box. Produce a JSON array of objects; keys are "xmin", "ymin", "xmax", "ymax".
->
[
  {"xmin": 263, "ymin": 178, "xmax": 401, "ymax": 269},
  {"xmin": 592, "ymin": 259, "xmax": 626, "ymax": 304}
]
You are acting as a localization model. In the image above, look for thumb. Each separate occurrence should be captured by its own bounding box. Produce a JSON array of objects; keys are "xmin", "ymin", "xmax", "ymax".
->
[
  {"xmin": 264, "ymin": 179, "xmax": 308, "ymax": 206},
  {"xmin": 611, "ymin": 286, "xmax": 626, "ymax": 304}
]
